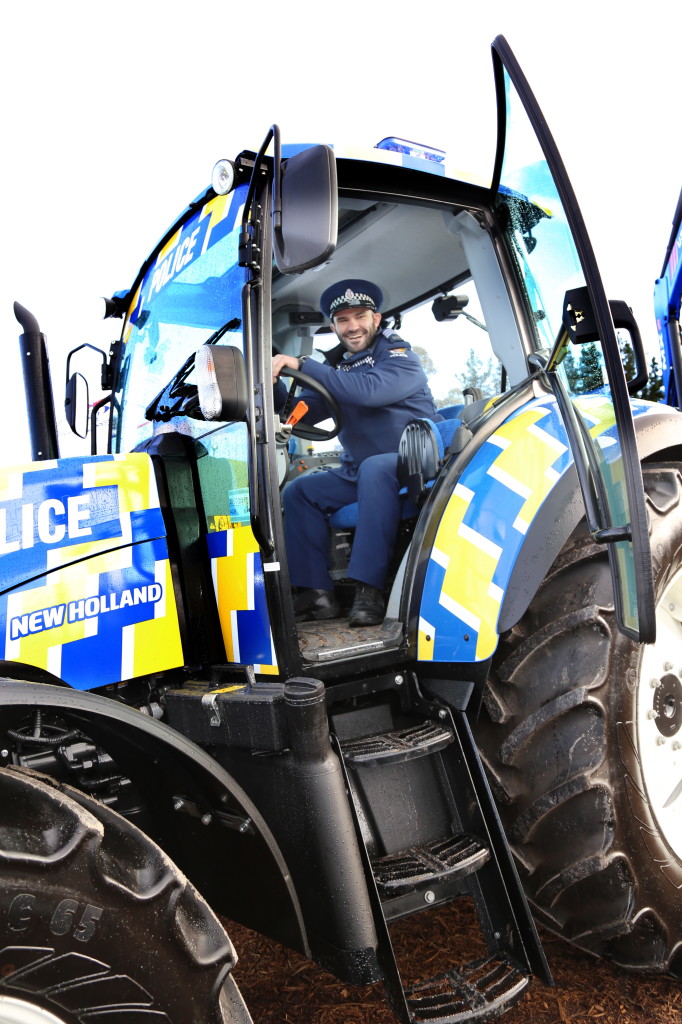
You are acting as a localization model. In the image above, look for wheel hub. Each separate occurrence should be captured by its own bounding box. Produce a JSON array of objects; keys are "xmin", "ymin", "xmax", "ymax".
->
[
  {"xmin": 638, "ymin": 567, "xmax": 682, "ymax": 859},
  {"xmin": 0, "ymin": 996, "xmax": 69, "ymax": 1024},
  {"xmin": 653, "ymin": 673, "xmax": 682, "ymax": 738}
]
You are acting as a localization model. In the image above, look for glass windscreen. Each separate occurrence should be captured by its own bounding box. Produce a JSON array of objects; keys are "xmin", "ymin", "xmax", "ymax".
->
[
  {"xmin": 494, "ymin": 59, "xmax": 651, "ymax": 640},
  {"xmin": 113, "ymin": 185, "xmax": 248, "ymax": 454}
]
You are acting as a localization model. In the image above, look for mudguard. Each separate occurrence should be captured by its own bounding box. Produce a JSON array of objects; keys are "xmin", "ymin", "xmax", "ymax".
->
[
  {"xmin": 0, "ymin": 678, "xmax": 383, "ymax": 984},
  {"xmin": 416, "ymin": 395, "xmax": 682, "ymax": 663},
  {"xmin": 0, "ymin": 679, "xmax": 307, "ymax": 954}
]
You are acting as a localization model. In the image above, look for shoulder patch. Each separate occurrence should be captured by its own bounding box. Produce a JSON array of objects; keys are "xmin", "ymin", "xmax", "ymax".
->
[{"xmin": 389, "ymin": 348, "xmax": 408, "ymax": 358}]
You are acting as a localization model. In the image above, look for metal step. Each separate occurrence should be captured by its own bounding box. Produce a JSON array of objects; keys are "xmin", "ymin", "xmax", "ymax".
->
[
  {"xmin": 342, "ymin": 721, "xmax": 454, "ymax": 767},
  {"xmin": 372, "ymin": 834, "xmax": 489, "ymax": 894},
  {"xmin": 405, "ymin": 952, "xmax": 528, "ymax": 1023}
]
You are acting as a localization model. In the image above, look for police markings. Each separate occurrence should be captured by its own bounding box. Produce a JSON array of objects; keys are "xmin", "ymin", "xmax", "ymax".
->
[
  {"xmin": 430, "ymin": 546, "xmax": 450, "ymax": 570},
  {"xmin": 439, "ymin": 591, "xmax": 481, "ymax": 632},
  {"xmin": 457, "ymin": 522, "xmax": 502, "ymax": 561},
  {"xmin": 527, "ymin": 422, "xmax": 568, "ymax": 453},
  {"xmin": 487, "ymin": 433, "xmax": 511, "ymax": 450},
  {"xmin": 420, "ymin": 397, "xmax": 577, "ymax": 664},
  {"xmin": 0, "ymin": 495, "xmax": 93, "ymax": 554},
  {"xmin": 513, "ymin": 515, "xmax": 530, "ymax": 535},
  {"xmin": 454, "ymin": 482, "xmax": 475, "ymax": 503},
  {"xmin": 486, "ymin": 463, "xmax": 533, "ymax": 499},
  {"xmin": 144, "ymin": 226, "xmax": 202, "ymax": 304}
]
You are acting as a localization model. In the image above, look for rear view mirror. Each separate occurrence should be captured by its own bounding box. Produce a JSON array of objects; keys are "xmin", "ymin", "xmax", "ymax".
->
[
  {"xmin": 274, "ymin": 146, "xmax": 338, "ymax": 275},
  {"xmin": 65, "ymin": 372, "xmax": 89, "ymax": 438},
  {"xmin": 561, "ymin": 287, "xmax": 648, "ymax": 394}
]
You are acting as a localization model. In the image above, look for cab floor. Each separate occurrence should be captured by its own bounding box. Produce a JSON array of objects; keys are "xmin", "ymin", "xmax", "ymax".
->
[{"xmin": 296, "ymin": 615, "xmax": 403, "ymax": 662}]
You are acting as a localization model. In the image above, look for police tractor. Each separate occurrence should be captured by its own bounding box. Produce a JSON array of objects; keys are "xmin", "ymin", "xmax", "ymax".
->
[{"xmin": 3, "ymin": 36, "xmax": 682, "ymax": 1024}]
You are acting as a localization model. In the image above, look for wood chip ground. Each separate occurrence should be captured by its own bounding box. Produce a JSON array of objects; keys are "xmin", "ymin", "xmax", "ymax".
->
[{"xmin": 226, "ymin": 898, "xmax": 682, "ymax": 1024}]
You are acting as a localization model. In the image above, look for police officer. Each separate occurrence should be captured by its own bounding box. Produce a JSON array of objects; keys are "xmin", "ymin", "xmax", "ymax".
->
[{"xmin": 273, "ymin": 279, "xmax": 441, "ymax": 627}]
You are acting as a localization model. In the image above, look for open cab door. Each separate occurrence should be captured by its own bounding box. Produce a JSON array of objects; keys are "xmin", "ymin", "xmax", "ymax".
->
[{"xmin": 491, "ymin": 36, "xmax": 655, "ymax": 643}]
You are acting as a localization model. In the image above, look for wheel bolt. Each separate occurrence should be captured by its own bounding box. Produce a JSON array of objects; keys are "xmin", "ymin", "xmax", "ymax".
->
[
  {"xmin": 657, "ymin": 736, "xmax": 666, "ymax": 746},
  {"xmin": 647, "ymin": 710, "xmax": 657, "ymax": 719},
  {"xmin": 651, "ymin": 678, "xmax": 661, "ymax": 688}
]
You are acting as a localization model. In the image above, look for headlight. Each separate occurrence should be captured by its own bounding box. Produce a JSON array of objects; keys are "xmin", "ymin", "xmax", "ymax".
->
[{"xmin": 211, "ymin": 159, "xmax": 236, "ymax": 196}]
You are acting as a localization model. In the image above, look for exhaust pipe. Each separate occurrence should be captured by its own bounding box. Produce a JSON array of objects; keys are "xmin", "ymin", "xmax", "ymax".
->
[{"xmin": 14, "ymin": 302, "xmax": 59, "ymax": 461}]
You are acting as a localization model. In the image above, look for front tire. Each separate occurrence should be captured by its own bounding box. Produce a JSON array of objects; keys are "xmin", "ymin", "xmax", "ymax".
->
[
  {"xmin": 475, "ymin": 462, "xmax": 682, "ymax": 974},
  {"xmin": 0, "ymin": 766, "xmax": 252, "ymax": 1023}
]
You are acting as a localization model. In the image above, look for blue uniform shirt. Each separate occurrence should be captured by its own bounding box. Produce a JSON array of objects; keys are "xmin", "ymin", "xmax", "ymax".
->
[{"xmin": 276, "ymin": 328, "xmax": 442, "ymax": 475}]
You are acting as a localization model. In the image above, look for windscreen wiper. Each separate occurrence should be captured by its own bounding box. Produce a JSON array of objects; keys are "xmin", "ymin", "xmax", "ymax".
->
[{"xmin": 144, "ymin": 318, "xmax": 242, "ymax": 422}]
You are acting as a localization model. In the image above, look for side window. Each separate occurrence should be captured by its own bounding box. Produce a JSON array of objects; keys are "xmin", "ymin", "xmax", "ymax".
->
[
  {"xmin": 196, "ymin": 422, "xmax": 250, "ymax": 532},
  {"xmin": 398, "ymin": 282, "xmax": 500, "ymax": 408}
]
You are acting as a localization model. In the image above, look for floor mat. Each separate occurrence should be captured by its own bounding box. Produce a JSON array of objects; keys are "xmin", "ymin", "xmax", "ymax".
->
[{"xmin": 297, "ymin": 616, "xmax": 403, "ymax": 661}]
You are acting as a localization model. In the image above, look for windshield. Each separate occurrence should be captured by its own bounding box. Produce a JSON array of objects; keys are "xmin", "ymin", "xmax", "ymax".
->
[{"xmin": 113, "ymin": 184, "xmax": 248, "ymax": 453}]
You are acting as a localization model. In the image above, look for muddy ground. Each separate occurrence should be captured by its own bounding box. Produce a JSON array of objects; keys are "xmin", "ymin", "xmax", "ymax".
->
[{"xmin": 227, "ymin": 898, "xmax": 682, "ymax": 1024}]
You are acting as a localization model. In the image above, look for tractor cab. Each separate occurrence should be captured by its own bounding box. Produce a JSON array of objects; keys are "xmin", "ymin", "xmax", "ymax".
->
[{"xmin": 100, "ymin": 39, "xmax": 653, "ymax": 690}]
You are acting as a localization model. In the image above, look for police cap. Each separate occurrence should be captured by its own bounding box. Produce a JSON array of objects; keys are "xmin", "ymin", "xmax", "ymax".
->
[{"xmin": 320, "ymin": 279, "xmax": 383, "ymax": 320}]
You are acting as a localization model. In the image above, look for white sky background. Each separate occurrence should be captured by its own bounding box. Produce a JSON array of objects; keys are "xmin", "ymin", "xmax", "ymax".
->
[{"xmin": 1, "ymin": 0, "xmax": 679, "ymax": 462}]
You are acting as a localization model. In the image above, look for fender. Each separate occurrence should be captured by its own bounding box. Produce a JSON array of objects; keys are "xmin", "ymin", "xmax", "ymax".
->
[
  {"xmin": 499, "ymin": 401, "xmax": 682, "ymax": 633},
  {"xmin": 416, "ymin": 394, "xmax": 682, "ymax": 663},
  {"xmin": 0, "ymin": 679, "xmax": 306, "ymax": 952},
  {"xmin": 0, "ymin": 677, "xmax": 382, "ymax": 985}
]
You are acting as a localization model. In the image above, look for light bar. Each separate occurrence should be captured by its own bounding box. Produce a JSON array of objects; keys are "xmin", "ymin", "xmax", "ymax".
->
[{"xmin": 375, "ymin": 137, "xmax": 446, "ymax": 164}]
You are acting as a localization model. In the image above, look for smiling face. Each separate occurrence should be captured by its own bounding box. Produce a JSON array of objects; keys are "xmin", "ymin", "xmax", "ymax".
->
[{"xmin": 331, "ymin": 306, "xmax": 382, "ymax": 353}]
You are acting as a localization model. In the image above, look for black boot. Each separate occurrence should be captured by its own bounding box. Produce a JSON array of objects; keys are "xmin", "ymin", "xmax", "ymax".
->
[
  {"xmin": 293, "ymin": 588, "xmax": 340, "ymax": 622},
  {"xmin": 348, "ymin": 583, "xmax": 385, "ymax": 627}
]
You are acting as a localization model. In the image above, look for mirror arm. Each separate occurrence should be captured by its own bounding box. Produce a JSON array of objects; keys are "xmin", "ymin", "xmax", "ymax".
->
[
  {"xmin": 666, "ymin": 315, "xmax": 682, "ymax": 405},
  {"xmin": 65, "ymin": 342, "xmax": 107, "ymax": 384},
  {"xmin": 239, "ymin": 125, "xmax": 279, "ymax": 271},
  {"xmin": 89, "ymin": 394, "xmax": 113, "ymax": 455}
]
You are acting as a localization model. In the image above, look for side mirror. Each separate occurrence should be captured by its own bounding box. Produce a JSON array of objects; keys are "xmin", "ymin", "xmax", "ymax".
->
[
  {"xmin": 273, "ymin": 145, "xmax": 338, "ymax": 275},
  {"xmin": 65, "ymin": 372, "xmax": 89, "ymax": 438},
  {"xmin": 608, "ymin": 300, "xmax": 648, "ymax": 395},
  {"xmin": 561, "ymin": 287, "xmax": 648, "ymax": 394},
  {"xmin": 195, "ymin": 345, "xmax": 248, "ymax": 421}
]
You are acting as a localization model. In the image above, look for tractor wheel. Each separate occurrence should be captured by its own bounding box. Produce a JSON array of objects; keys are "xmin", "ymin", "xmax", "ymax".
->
[
  {"xmin": 475, "ymin": 462, "xmax": 682, "ymax": 974},
  {"xmin": 0, "ymin": 766, "xmax": 252, "ymax": 1023}
]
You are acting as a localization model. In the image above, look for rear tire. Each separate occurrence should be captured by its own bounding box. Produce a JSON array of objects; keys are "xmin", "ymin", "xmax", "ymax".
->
[
  {"xmin": 0, "ymin": 766, "xmax": 252, "ymax": 1023},
  {"xmin": 475, "ymin": 462, "xmax": 682, "ymax": 974}
]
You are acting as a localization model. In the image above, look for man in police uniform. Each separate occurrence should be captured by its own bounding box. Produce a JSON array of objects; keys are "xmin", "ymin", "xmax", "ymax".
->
[{"xmin": 273, "ymin": 279, "xmax": 441, "ymax": 627}]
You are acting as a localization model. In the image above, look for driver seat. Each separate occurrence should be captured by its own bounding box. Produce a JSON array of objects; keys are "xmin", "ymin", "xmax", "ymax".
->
[{"xmin": 328, "ymin": 412, "xmax": 461, "ymax": 531}]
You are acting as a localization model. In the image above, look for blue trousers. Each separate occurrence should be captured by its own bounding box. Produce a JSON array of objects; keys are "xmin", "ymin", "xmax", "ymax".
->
[{"xmin": 283, "ymin": 453, "xmax": 409, "ymax": 590}]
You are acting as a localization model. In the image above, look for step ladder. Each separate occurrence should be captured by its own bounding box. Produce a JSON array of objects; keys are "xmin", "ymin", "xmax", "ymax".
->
[{"xmin": 338, "ymin": 710, "xmax": 551, "ymax": 1023}]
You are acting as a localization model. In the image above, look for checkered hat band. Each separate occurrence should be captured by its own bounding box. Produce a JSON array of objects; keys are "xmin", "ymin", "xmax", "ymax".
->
[{"xmin": 329, "ymin": 292, "xmax": 376, "ymax": 314}]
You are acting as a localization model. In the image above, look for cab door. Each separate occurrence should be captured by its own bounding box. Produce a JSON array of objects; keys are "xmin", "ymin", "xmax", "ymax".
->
[{"xmin": 491, "ymin": 36, "xmax": 655, "ymax": 642}]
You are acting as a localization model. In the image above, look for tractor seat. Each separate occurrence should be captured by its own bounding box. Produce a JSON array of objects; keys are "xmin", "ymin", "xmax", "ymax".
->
[{"xmin": 329, "ymin": 412, "xmax": 462, "ymax": 530}]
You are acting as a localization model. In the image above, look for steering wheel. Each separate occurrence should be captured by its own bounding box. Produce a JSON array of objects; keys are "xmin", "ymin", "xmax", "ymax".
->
[{"xmin": 278, "ymin": 366, "xmax": 343, "ymax": 442}]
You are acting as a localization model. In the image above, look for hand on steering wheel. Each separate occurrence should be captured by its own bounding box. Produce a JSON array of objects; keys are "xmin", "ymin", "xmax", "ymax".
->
[{"xmin": 278, "ymin": 365, "xmax": 343, "ymax": 442}]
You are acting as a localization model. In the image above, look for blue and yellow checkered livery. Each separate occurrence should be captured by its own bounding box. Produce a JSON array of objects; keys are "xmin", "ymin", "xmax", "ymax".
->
[
  {"xmin": 0, "ymin": 453, "xmax": 184, "ymax": 690},
  {"xmin": 417, "ymin": 393, "xmax": 620, "ymax": 664},
  {"xmin": 207, "ymin": 520, "xmax": 278, "ymax": 677}
]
